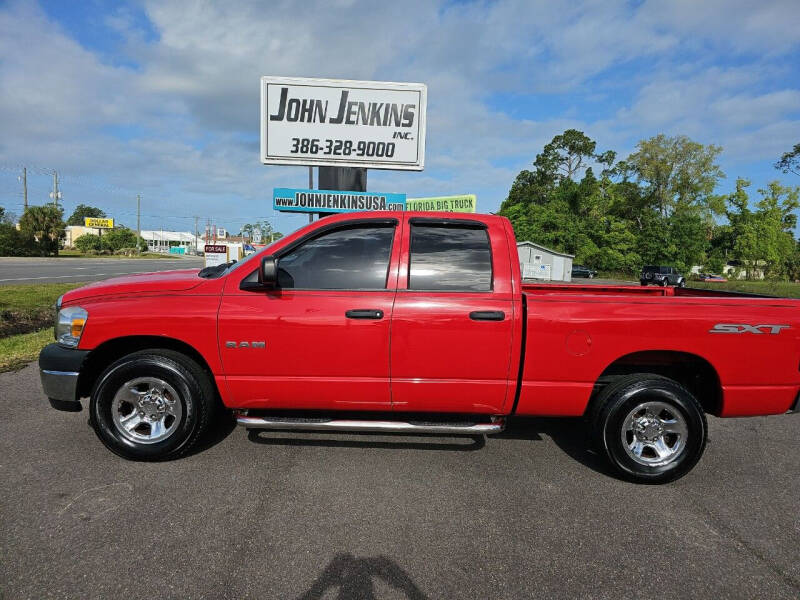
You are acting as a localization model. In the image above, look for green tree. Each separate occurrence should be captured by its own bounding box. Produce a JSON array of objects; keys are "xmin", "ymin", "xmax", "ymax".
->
[
  {"xmin": 625, "ymin": 134, "xmax": 724, "ymax": 219},
  {"xmin": 726, "ymin": 179, "xmax": 800, "ymax": 279},
  {"xmin": 66, "ymin": 204, "xmax": 106, "ymax": 226},
  {"xmin": 18, "ymin": 204, "xmax": 65, "ymax": 256},
  {"xmin": 669, "ymin": 210, "xmax": 707, "ymax": 273},
  {"xmin": 239, "ymin": 220, "xmax": 272, "ymax": 240},
  {"xmin": 775, "ymin": 142, "xmax": 800, "ymax": 177},
  {"xmin": 534, "ymin": 129, "xmax": 610, "ymax": 183},
  {"xmin": 0, "ymin": 207, "xmax": 15, "ymax": 224},
  {"xmin": 582, "ymin": 217, "xmax": 641, "ymax": 272},
  {"xmin": 501, "ymin": 130, "xmax": 613, "ymax": 210}
]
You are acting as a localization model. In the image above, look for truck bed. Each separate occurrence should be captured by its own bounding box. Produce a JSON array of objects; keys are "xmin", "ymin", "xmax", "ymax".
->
[{"xmin": 516, "ymin": 282, "xmax": 800, "ymax": 419}]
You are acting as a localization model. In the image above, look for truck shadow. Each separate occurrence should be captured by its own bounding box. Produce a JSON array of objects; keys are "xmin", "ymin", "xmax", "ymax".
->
[
  {"xmin": 493, "ymin": 417, "xmax": 618, "ymax": 479},
  {"xmin": 247, "ymin": 429, "xmax": 486, "ymax": 452},
  {"xmin": 185, "ymin": 411, "xmax": 237, "ymax": 457},
  {"xmin": 296, "ymin": 553, "xmax": 427, "ymax": 600}
]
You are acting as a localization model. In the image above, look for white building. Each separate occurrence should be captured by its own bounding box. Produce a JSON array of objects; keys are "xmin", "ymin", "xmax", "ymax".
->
[
  {"xmin": 140, "ymin": 230, "xmax": 199, "ymax": 254},
  {"xmin": 517, "ymin": 241, "xmax": 574, "ymax": 282}
]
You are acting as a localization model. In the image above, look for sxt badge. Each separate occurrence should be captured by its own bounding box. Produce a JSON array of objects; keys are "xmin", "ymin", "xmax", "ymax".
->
[{"xmin": 709, "ymin": 324, "xmax": 790, "ymax": 334}]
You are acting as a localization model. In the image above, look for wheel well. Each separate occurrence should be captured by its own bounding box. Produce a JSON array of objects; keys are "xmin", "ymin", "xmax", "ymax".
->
[
  {"xmin": 77, "ymin": 336, "xmax": 218, "ymax": 400},
  {"xmin": 591, "ymin": 350, "xmax": 722, "ymax": 416}
]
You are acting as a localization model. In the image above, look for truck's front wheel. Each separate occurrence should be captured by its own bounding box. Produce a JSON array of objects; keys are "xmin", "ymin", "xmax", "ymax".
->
[
  {"xmin": 589, "ymin": 374, "xmax": 707, "ymax": 483},
  {"xmin": 90, "ymin": 350, "xmax": 215, "ymax": 460}
]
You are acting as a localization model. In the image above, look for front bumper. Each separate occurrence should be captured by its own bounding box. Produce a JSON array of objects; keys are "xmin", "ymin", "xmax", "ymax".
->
[{"xmin": 39, "ymin": 343, "xmax": 89, "ymax": 411}]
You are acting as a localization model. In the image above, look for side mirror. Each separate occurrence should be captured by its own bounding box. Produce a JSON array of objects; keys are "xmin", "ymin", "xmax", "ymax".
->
[{"xmin": 258, "ymin": 255, "xmax": 278, "ymax": 288}]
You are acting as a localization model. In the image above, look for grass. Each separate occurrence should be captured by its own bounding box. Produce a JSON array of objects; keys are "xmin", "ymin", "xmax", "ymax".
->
[
  {"xmin": 688, "ymin": 279, "xmax": 800, "ymax": 298},
  {"xmin": 0, "ymin": 328, "xmax": 53, "ymax": 372},
  {"xmin": 0, "ymin": 282, "xmax": 86, "ymax": 337},
  {"xmin": 596, "ymin": 270, "xmax": 637, "ymax": 281}
]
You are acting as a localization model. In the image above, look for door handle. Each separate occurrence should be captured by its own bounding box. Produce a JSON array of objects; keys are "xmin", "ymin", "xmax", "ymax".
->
[
  {"xmin": 345, "ymin": 309, "xmax": 384, "ymax": 319},
  {"xmin": 469, "ymin": 310, "xmax": 505, "ymax": 321}
]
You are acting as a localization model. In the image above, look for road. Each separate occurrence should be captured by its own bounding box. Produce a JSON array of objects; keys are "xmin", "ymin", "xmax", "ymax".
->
[
  {"xmin": 0, "ymin": 256, "xmax": 204, "ymax": 285},
  {"xmin": 1, "ymin": 364, "xmax": 798, "ymax": 599}
]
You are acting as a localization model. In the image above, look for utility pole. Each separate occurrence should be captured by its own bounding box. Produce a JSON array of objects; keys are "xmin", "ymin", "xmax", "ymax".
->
[
  {"xmin": 21, "ymin": 167, "xmax": 27, "ymax": 211},
  {"xmin": 51, "ymin": 170, "xmax": 60, "ymax": 209},
  {"xmin": 308, "ymin": 166, "xmax": 313, "ymax": 224},
  {"xmin": 136, "ymin": 194, "xmax": 141, "ymax": 254},
  {"xmin": 194, "ymin": 216, "xmax": 199, "ymax": 255}
]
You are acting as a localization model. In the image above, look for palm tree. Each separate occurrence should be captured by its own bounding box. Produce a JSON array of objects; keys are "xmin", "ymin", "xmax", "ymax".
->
[{"xmin": 19, "ymin": 204, "xmax": 65, "ymax": 256}]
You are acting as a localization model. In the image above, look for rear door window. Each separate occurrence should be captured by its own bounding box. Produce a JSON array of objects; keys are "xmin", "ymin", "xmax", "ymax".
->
[{"xmin": 408, "ymin": 223, "xmax": 492, "ymax": 291}]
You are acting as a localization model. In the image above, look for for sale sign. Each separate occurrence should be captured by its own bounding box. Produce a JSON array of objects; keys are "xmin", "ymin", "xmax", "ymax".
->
[
  {"xmin": 204, "ymin": 244, "xmax": 228, "ymax": 268},
  {"xmin": 261, "ymin": 77, "xmax": 427, "ymax": 171}
]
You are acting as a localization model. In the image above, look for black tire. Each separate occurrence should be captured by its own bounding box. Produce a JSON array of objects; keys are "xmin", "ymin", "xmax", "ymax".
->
[
  {"xmin": 678, "ymin": 278, "xmax": 686, "ymax": 288},
  {"xmin": 588, "ymin": 374, "xmax": 707, "ymax": 484},
  {"xmin": 90, "ymin": 349, "xmax": 216, "ymax": 460},
  {"xmin": 640, "ymin": 280, "xmax": 647, "ymax": 286},
  {"xmin": 660, "ymin": 278, "xmax": 669, "ymax": 287}
]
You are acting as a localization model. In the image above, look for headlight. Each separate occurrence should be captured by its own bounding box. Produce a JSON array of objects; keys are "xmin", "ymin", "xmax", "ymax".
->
[{"xmin": 55, "ymin": 306, "xmax": 88, "ymax": 348}]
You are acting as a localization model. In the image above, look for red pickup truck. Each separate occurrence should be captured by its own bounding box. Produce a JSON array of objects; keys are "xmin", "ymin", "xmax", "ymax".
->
[{"xmin": 40, "ymin": 212, "xmax": 799, "ymax": 483}]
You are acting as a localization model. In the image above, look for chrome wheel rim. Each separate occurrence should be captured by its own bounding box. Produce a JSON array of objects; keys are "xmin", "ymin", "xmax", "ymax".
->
[
  {"xmin": 111, "ymin": 377, "xmax": 182, "ymax": 444},
  {"xmin": 621, "ymin": 401, "xmax": 688, "ymax": 467}
]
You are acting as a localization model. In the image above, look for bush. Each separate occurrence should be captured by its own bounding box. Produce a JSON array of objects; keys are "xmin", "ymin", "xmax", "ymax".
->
[
  {"xmin": 100, "ymin": 228, "xmax": 146, "ymax": 252},
  {"xmin": 74, "ymin": 234, "xmax": 102, "ymax": 253},
  {"xmin": 0, "ymin": 223, "xmax": 38, "ymax": 256}
]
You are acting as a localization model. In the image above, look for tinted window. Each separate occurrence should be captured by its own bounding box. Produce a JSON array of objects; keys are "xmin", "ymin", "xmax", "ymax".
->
[
  {"xmin": 408, "ymin": 224, "xmax": 492, "ymax": 291},
  {"xmin": 277, "ymin": 225, "xmax": 394, "ymax": 289}
]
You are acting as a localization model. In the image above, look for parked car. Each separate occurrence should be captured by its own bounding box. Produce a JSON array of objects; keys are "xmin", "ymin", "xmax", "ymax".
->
[
  {"xmin": 572, "ymin": 264, "xmax": 597, "ymax": 279},
  {"xmin": 697, "ymin": 273, "xmax": 727, "ymax": 282},
  {"xmin": 40, "ymin": 212, "xmax": 800, "ymax": 484},
  {"xmin": 640, "ymin": 265, "xmax": 685, "ymax": 287}
]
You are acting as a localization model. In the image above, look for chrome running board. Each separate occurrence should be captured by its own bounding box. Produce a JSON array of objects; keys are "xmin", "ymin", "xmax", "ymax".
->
[{"xmin": 235, "ymin": 413, "xmax": 505, "ymax": 435}]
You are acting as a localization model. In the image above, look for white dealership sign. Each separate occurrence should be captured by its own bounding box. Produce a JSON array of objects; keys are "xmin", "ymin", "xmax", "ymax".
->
[{"xmin": 261, "ymin": 76, "xmax": 427, "ymax": 171}]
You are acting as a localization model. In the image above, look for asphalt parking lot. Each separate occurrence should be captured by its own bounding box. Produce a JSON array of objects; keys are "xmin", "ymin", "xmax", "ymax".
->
[
  {"xmin": 0, "ymin": 256, "xmax": 204, "ymax": 285},
  {"xmin": 1, "ymin": 363, "xmax": 798, "ymax": 599}
]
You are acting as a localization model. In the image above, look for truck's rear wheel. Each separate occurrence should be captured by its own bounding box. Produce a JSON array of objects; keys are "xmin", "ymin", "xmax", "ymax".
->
[
  {"xmin": 589, "ymin": 374, "xmax": 707, "ymax": 483},
  {"xmin": 90, "ymin": 350, "xmax": 215, "ymax": 460}
]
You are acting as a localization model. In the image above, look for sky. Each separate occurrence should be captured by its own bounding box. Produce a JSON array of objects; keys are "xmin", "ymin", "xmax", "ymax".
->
[{"xmin": 0, "ymin": 0, "xmax": 798, "ymax": 236}]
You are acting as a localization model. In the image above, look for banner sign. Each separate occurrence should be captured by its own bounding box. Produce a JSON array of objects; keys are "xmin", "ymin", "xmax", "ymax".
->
[
  {"xmin": 406, "ymin": 195, "xmax": 477, "ymax": 213},
  {"xmin": 204, "ymin": 244, "xmax": 228, "ymax": 268},
  {"xmin": 273, "ymin": 188, "xmax": 406, "ymax": 214},
  {"xmin": 261, "ymin": 76, "xmax": 427, "ymax": 171},
  {"xmin": 84, "ymin": 217, "xmax": 114, "ymax": 228}
]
